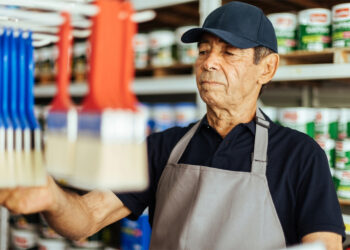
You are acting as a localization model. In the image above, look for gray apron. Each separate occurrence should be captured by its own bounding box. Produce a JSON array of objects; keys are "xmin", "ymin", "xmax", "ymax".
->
[{"xmin": 149, "ymin": 108, "xmax": 286, "ymax": 250}]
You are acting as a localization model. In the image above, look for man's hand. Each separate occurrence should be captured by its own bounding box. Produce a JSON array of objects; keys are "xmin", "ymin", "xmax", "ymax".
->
[
  {"xmin": 0, "ymin": 176, "xmax": 58, "ymax": 214},
  {"xmin": 0, "ymin": 176, "xmax": 131, "ymax": 240}
]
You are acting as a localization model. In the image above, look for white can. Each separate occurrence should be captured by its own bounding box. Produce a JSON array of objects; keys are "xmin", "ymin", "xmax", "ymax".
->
[
  {"xmin": 37, "ymin": 238, "xmax": 66, "ymax": 250},
  {"xmin": 175, "ymin": 26, "xmax": 198, "ymax": 64},
  {"xmin": 260, "ymin": 106, "xmax": 278, "ymax": 123},
  {"xmin": 338, "ymin": 108, "xmax": 350, "ymax": 139},
  {"xmin": 133, "ymin": 33, "xmax": 149, "ymax": 69},
  {"xmin": 152, "ymin": 104, "xmax": 176, "ymax": 132},
  {"xmin": 174, "ymin": 103, "xmax": 198, "ymax": 127},
  {"xmin": 315, "ymin": 108, "xmax": 339, "ymax": 140},
  {"xmin": 298, "ymin": 8, "xmax": 332, "ymax": 51},
  {"xmin": 267, "ymin": 13, "xmax": 297, "ymax": 54},
  {"xmin": 316, "ymin": 138, "xmax": 336, "ymax": 173},
  {"xmin": 149, "ymin": 30, "xmax": 175, "ymax": 67},
  {"xmin": 332, "ymin": 3, "xmax": 350, "ymax": 48},
  {"xmin": 278, "ymin": 108, "xmax": 315, "ymax": 138},
  {"xmin": 11, "ymin": 228, "xmax": 38, "ymax": 250}
]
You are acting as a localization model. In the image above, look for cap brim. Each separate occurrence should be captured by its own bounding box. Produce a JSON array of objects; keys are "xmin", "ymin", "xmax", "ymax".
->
[{"xmin": 181, "ymin": 27, "xmax": 259, "ymax": 49}]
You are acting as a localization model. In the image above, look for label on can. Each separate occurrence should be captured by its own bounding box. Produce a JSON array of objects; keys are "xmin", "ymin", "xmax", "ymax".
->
[
  {"xmin": 268, "ymin": 13, "xmax": 297, "ymax": 54},
  {"xmin": 332, "ymin": 4, "xmax": 350, "ymax": 48},
  {"xmin": 176, "ymin": 26, "xmax": 198, "ymax": 64},
  {"xmin": 315, "ymin": 109, "xmax": 339, "ymax": 140},
  {"xmin": 335, "ymin": 140, "xmax": 350, "ymax": 170},
  {"xmin": 278, "ymin": 108, "xmax": 315, "ymax": 138},
  {"xmin": 11, "ymin": 228, "xmax": 38, "ymax": 250},
  {"xmin": 149, "ymin": 30, "xmax": 175, "ymax": 67},
  {"xmin": 134, "ymin": 34, "xmax": 149, "ymax": 69},
  {"xmin": 298, "ymin": 9, "xmax": 332, "ymax": 51}
]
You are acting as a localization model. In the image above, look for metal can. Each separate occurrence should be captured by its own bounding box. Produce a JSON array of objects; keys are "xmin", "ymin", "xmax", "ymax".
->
[
  {"xmin": 315, "ymin": 108, "xmax": 339, "ymax": 139},
  {"xmin": 174, "ymin": 102, "xmax": 198, "ymax": 127},
  {"xmin": 332, "ymin": 3, "xmax": 350, "ymax": 48},
  {"xmin": 149, "ymin": 30, "xmax": 175, "ymax": 67},
  {"xmin": 336, "ymin": 139, "xmax": 350, "ymax": 170},
  {"xmin": 316, "ymin": 138, "xmax": 336, "ymax": 174},
  {"xmin": 152, "ymin": 104, "xmax": 176, "ymax": 132},
  {"xmin": 133, "ymin": 33, "xmax": 149, "ymax": 69},
  {"xmin": 338, "ymin": 108, "xmax": 350, "ymax": 140},
  {"xmin": 298, "ymin": 8, "xmax": 332, "ymax": 51},
  {"xmin": 277, "ymin": 108, "xmax": 315, "ymax": 138},
  {"xmin": 38, "ymin": 238, "xmax": 67, "ymax": 250},
  {"xmin": 267, "ymin": 13, "xmax": 297, "ymax": 54},
  {"xmin": 11, "ymin": 228, "xmax": 38, "ymax": 250},
  {"xmin": 334, "ymin": 169, "xmax": 350, "ymax": 199},
  {"xmin": 175, "ymin": 26, "xmax": 198, "ymax": 64}
]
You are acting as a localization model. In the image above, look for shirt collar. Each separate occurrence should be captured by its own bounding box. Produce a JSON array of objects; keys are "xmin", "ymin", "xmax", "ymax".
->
[{"xmin": 199, "ymin": 109, "xmax": 272, "ymax": 136}]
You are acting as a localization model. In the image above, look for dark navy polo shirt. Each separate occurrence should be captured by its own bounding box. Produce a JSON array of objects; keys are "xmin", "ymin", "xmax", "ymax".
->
[{"xmin": 117, "ymin": 111, "xmax": 345, "ymax": 246}]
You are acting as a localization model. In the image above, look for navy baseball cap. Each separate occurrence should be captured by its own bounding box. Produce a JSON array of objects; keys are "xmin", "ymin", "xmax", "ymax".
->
[{"xmin": 181, "ymin": 1, "xmax": 278, "ymax": 53}]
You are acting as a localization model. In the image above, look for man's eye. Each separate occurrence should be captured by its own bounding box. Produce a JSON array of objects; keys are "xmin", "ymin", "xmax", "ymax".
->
[
  {"xmin": 225, "ymin": 51, "xmax": 234, "ymax": 56},
  {"xmin": 199, "ymin": 50, "xmax": 207, "ymax": 55}
]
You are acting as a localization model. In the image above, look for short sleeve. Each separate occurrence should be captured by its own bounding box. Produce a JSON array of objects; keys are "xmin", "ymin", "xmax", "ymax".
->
[{"xmin": 296, "ymin": 143, "xmax": 345, "ymax": 241}]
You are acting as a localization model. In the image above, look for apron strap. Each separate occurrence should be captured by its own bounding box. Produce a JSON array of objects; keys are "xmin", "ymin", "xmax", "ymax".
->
[
  {"xmin": 252, "ymin": 108, "xmax": 270, "ymax": 175},
  {"xmin": 167, "ymin": 120, "xmax": 202, "ymax": 165}
]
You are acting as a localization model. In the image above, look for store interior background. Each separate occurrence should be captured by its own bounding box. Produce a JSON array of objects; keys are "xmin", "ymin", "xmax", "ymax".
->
[{"xmin": 5, "ymin": 0, "xmax": 350, "ymax": 249}]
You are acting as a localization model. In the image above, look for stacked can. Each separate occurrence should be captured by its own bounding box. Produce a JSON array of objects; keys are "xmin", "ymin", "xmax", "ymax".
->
[
  {"xmin": 267, "ymin": 13, "xmax": 297, "ymax": 54},
  {"xmin": 316, "ymin": 138, "xmax": 336, "ymax": 175},
  {"xmin": 332, "ymin": 3, "xmax": 350, "ymax": 48},
  {"xmin": 174, "ymin": 102, "xmax": 198, "ymax": 127},
  {"xmin": 149, "ymin": 30, "xmax": 176, "ymax": 67},
  {"xmin": 10, "ymin": 215, "xmax": 39, "ymax": 250},
  {"xmin": 175, "ymin": 26, "xmax": 198, "ymax": 64},
  {"xmin": 298, "ymin": 8, "xmax": 332, "ymax": 51},
  {"xmin": 334, "ymin": 140, "xmax": 350, "ymax": 199},
  {"xmin": 134, "ymin": 33, "xmax": 149, "ymax": 69},
  {"xmin": 152, "ymin": 104, "xmax": 177, "ymax": 132},
  {"xmin": 338, "ymin": 108, "xmax": 350, "ymax": 140},
  {"xmin": 277, "ymin": 108, "xmax": 315, "ymax": 138},
  {"xmin": 315, "ymin": 108, "xmax": 339, "ymax": 140}
]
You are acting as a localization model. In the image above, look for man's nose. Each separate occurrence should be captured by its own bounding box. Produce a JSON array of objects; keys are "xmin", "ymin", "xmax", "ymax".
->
[{"xmin": 202, "ymin": 52, "xmax": 220, "ymax": 71}]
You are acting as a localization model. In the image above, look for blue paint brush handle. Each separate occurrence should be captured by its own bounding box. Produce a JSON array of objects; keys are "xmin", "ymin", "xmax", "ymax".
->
[
  {"xmin": 1, "ymin": 28, "xmax": 11, "ymax": 129},
  {"xmin": 17, "ymin": 31, "xmax": 29, "ymax": 130},
  {"xmin": 9, "ymin": 29, "xmax": 20, "ymax": 130},
  {"xmin": 0, "ymin": 29, "xmax": 4, "ymax": 128},
  {"xmin": 25, "ymin": 32, "xmax": 40, "ymax": 130}
]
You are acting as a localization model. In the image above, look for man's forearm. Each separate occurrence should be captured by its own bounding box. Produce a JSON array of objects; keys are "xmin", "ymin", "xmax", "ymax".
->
[
  {"xmin": 42, "ymin": 185, "xmax": 95, "ymax": 240},
  {"xmin": 42, "ymin": 184, "xmax": 131, "ymax": 241}
]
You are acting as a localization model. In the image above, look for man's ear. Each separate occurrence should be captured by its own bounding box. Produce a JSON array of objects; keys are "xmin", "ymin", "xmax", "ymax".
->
[{"xmin": 257, "ymin": 53, "xmax": 279, "ymax": 86}]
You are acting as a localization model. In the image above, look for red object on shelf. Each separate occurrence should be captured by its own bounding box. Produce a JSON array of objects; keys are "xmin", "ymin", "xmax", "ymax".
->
[{"xmin": 50, "ymin": 12, "xmax": 74, "ymax": 111}]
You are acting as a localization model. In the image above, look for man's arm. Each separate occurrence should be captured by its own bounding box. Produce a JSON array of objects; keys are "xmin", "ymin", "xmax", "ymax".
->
[
  {"xmin": 0, "ymin": 176, "xmax": 131, "ymax": 240},
  {"xmin": 302, "ymin": 232, "xmax": 342, "ymax": 250}
]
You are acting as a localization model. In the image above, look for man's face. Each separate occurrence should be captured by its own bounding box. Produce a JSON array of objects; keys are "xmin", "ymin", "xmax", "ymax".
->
[{"xmin": 195, "ymin": 33, "xmax": 263, "ymax": 109}]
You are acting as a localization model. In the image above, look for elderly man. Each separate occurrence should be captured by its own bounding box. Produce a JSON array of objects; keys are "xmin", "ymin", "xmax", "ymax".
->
[{"xmin": 0, "ymin": 1, "xmax": 345, "ymax": 249}]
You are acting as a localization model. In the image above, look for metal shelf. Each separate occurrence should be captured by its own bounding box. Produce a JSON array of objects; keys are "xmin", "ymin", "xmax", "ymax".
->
[
  {"xmin": 131, "ymin": 0, "xmax": 197, "ymax": 10},
  {"xmin": 273, "ymin": 64, "xmax": 350, "ymax": 81},
  {"xmin": 34, "ymin": 75, "xmax": 198, "ymax": 97}
]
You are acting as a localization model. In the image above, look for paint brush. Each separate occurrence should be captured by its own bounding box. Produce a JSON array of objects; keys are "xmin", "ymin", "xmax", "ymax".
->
[
  {"xmin": 73, "ymin": 0, "xmax": 148, "ymax": 191},
  {"xmin": 45, "ymin": 12, "xmax": 78, "ymax": 183},
  {"xmin": 0, "ymin": 28, "xmax": 16, "ymax": 188},
  {"xmin": 25, "ymin": 31, "xmax": 46, "ymax": 186}
]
